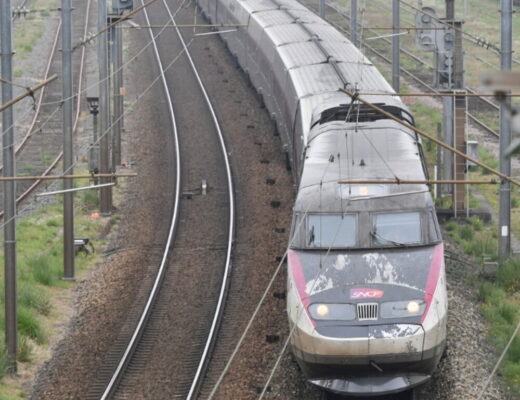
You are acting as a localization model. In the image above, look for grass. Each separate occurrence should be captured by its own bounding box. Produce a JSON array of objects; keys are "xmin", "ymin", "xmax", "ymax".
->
[
  {"xmin": 14, "ymin": 22, "xmax": 45, "ymax": 60},
  {"xmin": 13, "ymin": 0, "xmax": 57, "ymax": 59},
  {"xmin": 0, "ymin": 175, "xmax": 108, "ymax": 396},
  {"xmin": 478, "ymin": 258, "xmax": 520, "ymax": 396}
]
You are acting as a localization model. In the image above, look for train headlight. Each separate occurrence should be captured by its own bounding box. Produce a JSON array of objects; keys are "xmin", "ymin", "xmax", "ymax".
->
[
  {"xmin": 316, "ymin": 304, "xmax": 329, "ymax": 317},
  {"xmin": 407, "ymin": 301, "xmax": 420, "ymax": 314},
  {"xmin": 380, "ymin": 300, "xmax": 425, "ymax": 318},
  {"xmin": 308, "ymin": 303, "xmax": 356, "ymax": 321}
]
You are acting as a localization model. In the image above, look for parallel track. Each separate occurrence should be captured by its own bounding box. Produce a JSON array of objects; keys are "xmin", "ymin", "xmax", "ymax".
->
[
  {"xmin": 0, "ymin": 0, "xmax": 92, "ymax": 217},
  {"xmin": 309, "ymin": 0, "xmax": 500, "ymax": 138},
  {"xmin": 93, "ymin": 1, "xmax": 236, "ymax": 398}
]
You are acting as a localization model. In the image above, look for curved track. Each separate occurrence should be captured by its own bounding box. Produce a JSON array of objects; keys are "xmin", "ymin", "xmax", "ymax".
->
[
  {"xmin": 0, "ymin": 0, "xmax": 92, "ymax": 218},
  {"xmin": 92, "ymin": 1, "xmax": 236, "ymax": 398}
]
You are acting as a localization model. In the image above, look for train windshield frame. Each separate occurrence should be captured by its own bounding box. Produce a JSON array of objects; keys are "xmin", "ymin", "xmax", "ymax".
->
[{"xmin": 306, "ymin": 214, "xmax": 357, "ymax": 249}]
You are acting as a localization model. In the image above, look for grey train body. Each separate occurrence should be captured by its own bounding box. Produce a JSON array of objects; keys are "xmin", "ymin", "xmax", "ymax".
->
[{"xmin": 196, "ymin": 0, "xmax": 447, "ymax": 396}]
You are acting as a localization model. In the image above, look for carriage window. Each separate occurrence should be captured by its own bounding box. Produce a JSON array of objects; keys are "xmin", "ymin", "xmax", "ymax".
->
[
  {"xmin": 307, "ymin": 214, "xmax": 356, "ymax": 248},
  {"xmin": 372, "ymin": 212, "xmax": 421, "ymax": 246}
]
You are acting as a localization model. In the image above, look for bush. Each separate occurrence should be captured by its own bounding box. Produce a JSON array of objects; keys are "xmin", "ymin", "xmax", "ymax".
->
[
  {"xmin": 498, "ymin": 303, "xmax": 517, "ymax": 325},
  {"xmin": 497, "ymin": 257, "xmax": 520, "ymax": 292},
  {"xmin": 0, "ymin": 344, "xmax": 8, "ymax": 380},
  {"xmin": 468, "ymin": 216, "xmax": 484, "ymax": 231},
  {"xmin": 79, "ymin": 190, "xmax": 99, "ymax": 210},
  {"xmin": 46, "ymin": 218, "xmax": 60, "ymax": 228},
  {"xmin": 460, "ymin": 225, "xmax": 474, "ymax": 241},
  {"xmin": 507, "ymin": 336, "xmax": 520, "ymax": 364},
  {"xmin": 502, "ymin": 361, "xmax": 520, "ymax": 395},
  {"xmin": 444, "ymin": 220, "xmax": 458, "ymax": 232},
  {"xmin": 28, "ymin": 256, "xmax": 58, "ymax": 286},
  {"xmin": 17, "ymin": 336, "xmax": 33, "ymax": 363},
  {"xmin": 18, "ymin": 283, "xmax": 51, "ymax": 316},
  {"xmin": 17, "ymin": 307, "xmax": 45, "ymax": 345},
  {"xmin": 478, "ymin": 281, "xmax": 504, "ymax": 303}
]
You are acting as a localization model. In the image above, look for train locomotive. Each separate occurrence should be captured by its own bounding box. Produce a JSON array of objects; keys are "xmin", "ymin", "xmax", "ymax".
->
[{"xmin": 196, "ymin": 0, "xmax": 447, "ymax": 396}]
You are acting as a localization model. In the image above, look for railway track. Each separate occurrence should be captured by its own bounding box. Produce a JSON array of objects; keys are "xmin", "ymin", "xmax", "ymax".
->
[
  {"xmin": 85, "ymin": 1, "xmax": 236, "ymax": 398},
  {"xmin": 304, "ymin": 0, "xmax": 501, "ymax": 139},
  {"xmin": 0, "ymin": 0, "xmax": 92, "ymax": 217}
]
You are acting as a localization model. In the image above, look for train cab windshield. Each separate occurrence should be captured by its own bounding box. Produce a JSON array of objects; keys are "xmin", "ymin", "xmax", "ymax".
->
[
  {"xmin": 307, "ymin": 214, "xmax": 357, "ymax": 248},
  {"xmin": 296, "ymin": 210, "xmax": 440, "ymax": 250},
  {"xmin": 371, "ymin": 212, "xmax": 421, "ymax": 247}
]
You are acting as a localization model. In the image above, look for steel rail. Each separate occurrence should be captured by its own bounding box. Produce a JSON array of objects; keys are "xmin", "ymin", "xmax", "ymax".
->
[
  {"xmin": 0, "ymin": 19, "xmax": 61, "ymax": 173},
  {"xmin": 98, "ymin": 1, "xmax": 183, "ymax": 398},
  {"xmin": 7, "ymin": 0, "xmax": 93, "ymax": 210},
  {"xmin": 161, "ymin": 1, "xmax": 236, "ymax": 398},
  {"xmin": 311, "ymin": 0, "xmax": 500, "ymax": 138},
  {"xmin": 100, "ymin": 0, "xmax": 236, "ymax": 397},
  {"xmin": 0, "ymin": 0, "xmax": 93, "ymax": 220}
]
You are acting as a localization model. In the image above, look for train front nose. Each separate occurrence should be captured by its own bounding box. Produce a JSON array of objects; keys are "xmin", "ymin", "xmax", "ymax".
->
[{"xmin": 289, "ymin": 322, "xmax": 433, "ymax": 395}]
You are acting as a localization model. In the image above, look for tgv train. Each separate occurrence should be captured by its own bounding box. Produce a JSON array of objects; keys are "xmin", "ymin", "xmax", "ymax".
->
[{"xmin": 196, "ymin": 0, "xmax": 447, "ymax": 396}]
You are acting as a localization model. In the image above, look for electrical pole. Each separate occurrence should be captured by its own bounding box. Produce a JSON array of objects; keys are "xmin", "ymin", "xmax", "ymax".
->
[
  {"xmin": 351, "ymin": 0, "xmax": 358, "ymax": 47},
  {"xmin": 392, "ymin": 0, "xmax": 400, "ymax": 91},
  {"xmin": 499, "ymin": 0, "xmax": 512, "ymax": 259},
  {"xmin": 62, "ymin": 0, "xmax": 75, "ymax": 280},
  {"xmin": 319, "ymin": 0, "xmax": 325, "ymax": 18},
  {"xmin": 117, "ymin": 24, "xmax": 124, "ymax": 136},
  {"xmin": 442, "ymin": 0, "xmax": 455, "ymax": 199},
  {"xmin": 98, "ymin": 0, "xmax": 112, "ymax": 215},
  {"xmin": 1, "ymin": 0, "xmax": 17, "ymax": 371},
  {"xmin": 446, "ymin": 0, "xmax": 454, "ymax": 19},
  {"xmin": 110, "ymin": 17, "xmax": 121, "ymax": 168}
]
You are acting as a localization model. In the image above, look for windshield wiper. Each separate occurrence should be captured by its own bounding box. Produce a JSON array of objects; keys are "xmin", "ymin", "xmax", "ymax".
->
[
  {"xmin": 370, "ymin": 230, "xmax": 407, "ymax": 247},
  {"xmin": 309, "ymin": 225, "xmax": 315, "ymax": 246}
]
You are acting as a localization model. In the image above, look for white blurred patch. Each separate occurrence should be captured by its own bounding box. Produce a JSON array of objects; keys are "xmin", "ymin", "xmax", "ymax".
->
[
  {"xmin": 333, "ymin": 254, "xmax": 347, "ymax": 270},
  {"xmin": 305, "ymin": 275, "xmax": 333, "ymax": 296}
]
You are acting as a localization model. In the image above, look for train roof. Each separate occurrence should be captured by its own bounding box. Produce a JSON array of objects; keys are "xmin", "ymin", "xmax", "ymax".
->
[
  {"xmin": 294, "ymin": 119, "xmax": 429, "ymax": 212},
  {"xmin": 243, "ymin": 1, "xmax": 409, "ymax": 143}
]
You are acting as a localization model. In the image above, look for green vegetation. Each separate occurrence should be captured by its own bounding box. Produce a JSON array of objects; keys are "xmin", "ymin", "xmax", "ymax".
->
[
  {"xmin": 0, "ymin": 180, "xmax": 107, "ymax": 396},
  {"xmin": 14, "ymin": 22, "xmax": 45, "ymax": 60},
  {"xmin": 478, "ymin": 258, "xmax": 520, "ymax": 395},
  {"xmin": 13, "ymin": 0, "xmax": 57, "ymax": 59}
]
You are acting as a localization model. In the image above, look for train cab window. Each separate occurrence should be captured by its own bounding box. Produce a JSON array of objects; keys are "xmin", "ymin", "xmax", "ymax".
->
[
  {"xmin": 371, "ymin": 212, "xmax": 421, "ymax": 246},
  {"xmin": 307, "ymin": 214, "xmax": 356, "ymax": 248}
]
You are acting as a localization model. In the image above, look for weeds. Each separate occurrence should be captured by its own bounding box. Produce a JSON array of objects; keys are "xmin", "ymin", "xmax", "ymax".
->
[
  {"xmin": 28, "ymin": 256, "xmax": 58, "ymax": 286},
  {"xmin": 18, "ymin": 283, "xmax": 51, "ymax": 316},
  {"xmin": 17, "ymin": 336, "xmax": 33, "ymax": 363},
  {"xmin": 17, "ymin": 307, "xmax": 45, "ymax": 345},
  {"xmin": 0, "ymin": 345, "xmax": 8, "ymax": 380},
  {"xmin": 496, "ymin": 258, "xmax": 520, "ymax": 293}
]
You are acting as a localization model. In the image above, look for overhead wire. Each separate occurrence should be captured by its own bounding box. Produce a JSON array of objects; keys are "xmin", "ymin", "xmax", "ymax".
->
[
  {"xmin": 207, "ymin": 158, "xmax": 337, "ymax": 399},
  {"xmin": 398, "ymin": 0, "xmax": 520, "ymax": 66},
  {"xmin": 0, "ymin": 3, "xmax": 193, "ymax": 233},
  {"xmin": 258, "ymin": 199, "xmax": 347, "ymax": 399},
  {"xmin": 0, "ymin": 37, "xmax": 192, "ymax": 234},
  {"xmin": 378, "ymin": 0, "xmax": 506, "ymax": 68},
  {"xmin": 37, "ymin": 0, "xmax": 191, "ymax": 109},
  {"xmin": 476, "ymin": 320, "xmax": 520, "ymax": 400}
]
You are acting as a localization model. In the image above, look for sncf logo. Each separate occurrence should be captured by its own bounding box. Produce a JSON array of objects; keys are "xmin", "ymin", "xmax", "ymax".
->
[{"xmin": 350, "ymin": 288, "xmax": 384, "ymax": 299}]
